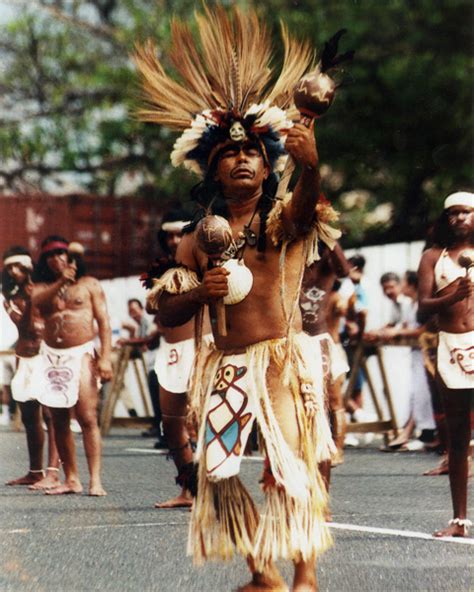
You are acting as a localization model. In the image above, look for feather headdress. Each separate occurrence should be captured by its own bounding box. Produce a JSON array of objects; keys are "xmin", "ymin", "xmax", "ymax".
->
[{"xmin": 133, "ymin": 5, "xmax": 314, "ymax": 177}]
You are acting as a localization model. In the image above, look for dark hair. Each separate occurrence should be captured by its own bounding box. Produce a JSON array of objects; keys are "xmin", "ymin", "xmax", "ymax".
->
[
  {"xmin": 2, "ymin": 245, "xmax": 32, "ymax": 298},
  {"xmin": 348, "ymin": 254, "xmax": 366, "ymax": 271},
  {"xmin": 33, "ymin": 235, "xmax": 86, "ymax": 283},
  {"xmin": 380, "ymin": 271, "xmax": 400, "ymax": 285},
  {"xmin": 128, "ymin": 298, "xmax": 143, "ymax": 309},
  {"xmin": 431, "ymin": 209, "xmax": 458, "ymax": 248},
  {"xmin": 157, "ymin": 208, "xmax": 191, "ymax": 255},
  {"xmin": 404, "ymin": 270, "xmax": 418, "ymax": 289}
]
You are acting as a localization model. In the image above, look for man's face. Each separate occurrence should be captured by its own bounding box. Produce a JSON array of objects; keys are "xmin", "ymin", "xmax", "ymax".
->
[
  {"xmin": 446, "ymin": 206, "xmax": 473, "ymax": 238},
  {"xmin": 382, "ymin": 279, "xmax": 401, "ymax": 302},
  {"xmin": 6, "ymin": 263, "xmax": 27, "ymax": 285},
  {"xmin": 349, "ymin": 268, "xmax": 362, "ymax": 284},
  {"xmin": 128, "ymin": 302, "xmax": 143, "ymax": 323},
  {"xmin": 214, "ymin": 143, "xmax": 269, "ymax": 197},
  {"xmin": 46, "ymin": 249, "xmax": 68, "ymax": 277},
  {"xmin": 165, "ymin": 231, "xmax": 182, "ymax": 258},
  {"xmin": 401, "ymin": 279, "xmax": 416, "ymax": 299}
]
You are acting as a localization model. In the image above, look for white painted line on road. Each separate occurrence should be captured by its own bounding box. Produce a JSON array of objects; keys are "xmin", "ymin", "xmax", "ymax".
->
[
  {"xmin": 4, "ymin": 520, "xmax": 473, "ymax": 545},
  {"xmin": 125, "ymin": 448, "xmax": 264, "ymax": 461},
  {"xmin": 4, "ymin": 521, "xmax": 186, "ymax": 534},
  {"xmin": 329, "ymin": 522, "xmax": 474, "ymax": 545}
]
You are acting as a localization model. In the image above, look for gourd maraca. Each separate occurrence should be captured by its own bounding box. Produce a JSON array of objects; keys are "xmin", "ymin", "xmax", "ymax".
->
[{"xmin": 195, "ymin": 215, "xmax": 234, "ymax": 336}]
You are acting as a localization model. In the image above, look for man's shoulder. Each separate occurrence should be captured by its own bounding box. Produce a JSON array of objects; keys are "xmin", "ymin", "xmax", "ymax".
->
[
  {"xmin": 420, "ymin": 247, "xmax": 442, "ymax": 265},
  {"xmin": 79, "ymin": 276, "xmax": 101, "ymax": 290}
]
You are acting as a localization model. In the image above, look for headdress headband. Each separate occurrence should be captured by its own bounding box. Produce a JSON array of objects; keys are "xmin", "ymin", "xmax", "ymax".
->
[
  {"xmin": 161, "ymin": 221, "xmax": 190, "ymax": 233},
  {"xmin": 41, "ymin": 241, "xmax": 69, "ymax": 255},
  {"xmin": 133, "ymin": 5, "xmax": 315, "ymax": 178},
  {"xmin": 444, "ymin": 192, "xmax": 474, "ymax": 210},
  {"xmin": 3, "ymin": 255, "xmax": 33, "ymax": 270}
]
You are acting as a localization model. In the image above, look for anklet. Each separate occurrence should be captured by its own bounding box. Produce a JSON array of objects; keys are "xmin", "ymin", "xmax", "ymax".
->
[
  {"xmin": 448, "ymin": 518, "xmax": 472, "ymax": 533},
  {"xmin": 47, "ymin": 467, "xmax": 60, "ymax": 471},
  {"xmin": 449, "ymin": 518, "xmax": 472, "ymax": 527},
  {"xmin": 30, "ymin": 469, "xmax": 45, "ymax": 475}
]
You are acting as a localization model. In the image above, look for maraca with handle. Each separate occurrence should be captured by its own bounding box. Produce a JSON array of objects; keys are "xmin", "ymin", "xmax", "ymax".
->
[
  {"xmin": 195, "ymin": 215, "xmax": 234, "ymax": 337},
  {"xmin": 457, "ymin": 249, "xmax": 474, "ymax": 314},
  {"xmin": 457, "ymin": 249, "xmax": 474, "ymax": 275},
  {"xmin": 276, "ymin": 29, "xmax": 354, "ymax": 199}
]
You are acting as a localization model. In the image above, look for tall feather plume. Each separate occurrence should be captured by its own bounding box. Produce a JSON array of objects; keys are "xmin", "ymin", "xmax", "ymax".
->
[
  {"xmin": 133, "ymin": 5, "xmax": 313, "ymax": 129},
  {"xmin": 265, "ymin": 23, "xmax": 315, "ymax": 117}
]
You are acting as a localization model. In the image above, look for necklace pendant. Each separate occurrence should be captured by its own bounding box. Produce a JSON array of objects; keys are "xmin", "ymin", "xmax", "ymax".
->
[{"xmin": 244, "ymin": 226, "xmax": 257, "ymax": 247}]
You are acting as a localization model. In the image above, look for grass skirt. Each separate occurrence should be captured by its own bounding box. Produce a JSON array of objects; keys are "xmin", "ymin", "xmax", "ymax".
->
[{"xmin": 188, "ymin": 332, "xmax": 334, "ymax": 569}]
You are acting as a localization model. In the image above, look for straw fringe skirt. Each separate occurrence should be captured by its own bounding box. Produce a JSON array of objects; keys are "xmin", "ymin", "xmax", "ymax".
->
[{"xmin": 187, "ymin": 332, "xmax": 334, "ymax": 569}]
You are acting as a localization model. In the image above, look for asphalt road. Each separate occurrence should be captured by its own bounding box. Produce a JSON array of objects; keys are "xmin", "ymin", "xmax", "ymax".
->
[{"xmin": 0, "ymin": 426, "xmax": 472, "ymax": 592}]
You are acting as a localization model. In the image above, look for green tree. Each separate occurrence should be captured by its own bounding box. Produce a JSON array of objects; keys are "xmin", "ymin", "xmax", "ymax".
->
[{"xmin": 0, "ymin": 0, "xmax": 472, "ymax": 245}]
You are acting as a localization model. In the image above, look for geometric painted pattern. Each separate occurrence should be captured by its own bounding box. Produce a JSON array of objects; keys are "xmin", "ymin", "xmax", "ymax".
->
[{"xmin": 204, "ymin": 363, "xmax": 254, "ymax": 476}]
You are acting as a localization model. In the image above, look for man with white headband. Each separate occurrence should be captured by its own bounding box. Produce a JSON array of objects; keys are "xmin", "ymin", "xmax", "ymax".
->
[
  {"xmin": 32, "ymin": 235, "xmax": 113, "ymax": 496},
  {"xmin": 418, "ymin": 190, "xmax": 473, "ymax": 537},
  {"xmin": 2, "ymin": 246, "xmax": 61, "ymax": 489},
  {"xmin": 144, "ymin": 209, "xmax": 211, "ymax": 508}
]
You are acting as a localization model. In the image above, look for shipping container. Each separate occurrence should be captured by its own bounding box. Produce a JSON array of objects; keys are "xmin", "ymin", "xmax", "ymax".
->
[{"xmin": 0, "ymin": 194, "xmax": 163, "ymax": 278}]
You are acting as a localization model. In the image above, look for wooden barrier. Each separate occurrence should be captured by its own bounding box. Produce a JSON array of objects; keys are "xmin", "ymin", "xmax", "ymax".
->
[
  {"xmin": 344, "ymin": 336, "xmax": 419, "ymax": 446},
  {"xmin": 100, "ymin": 346, "xmax": 153, "ymax": 436}
]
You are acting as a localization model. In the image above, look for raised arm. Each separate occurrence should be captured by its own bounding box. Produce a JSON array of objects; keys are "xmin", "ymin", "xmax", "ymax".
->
[
  {"xmin": 89, "ymin": 277, "xmax": 113, "ymax": 381},
  {"xmin": 281, "ymin": 122, "xmax": 320, "ymax": 235},
  {"xmin": 329, "ymin": 243, "xmax": 351, "ymax": 278},
  {"xmin": 31, "ymin": 263, "xmax": 76, "ymax": 309}
]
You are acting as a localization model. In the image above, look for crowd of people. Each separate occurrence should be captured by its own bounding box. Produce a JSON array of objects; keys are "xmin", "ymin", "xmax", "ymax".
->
[{"xmin": 1, "ymin": 6, "xmax": 472, "ymax": 591}]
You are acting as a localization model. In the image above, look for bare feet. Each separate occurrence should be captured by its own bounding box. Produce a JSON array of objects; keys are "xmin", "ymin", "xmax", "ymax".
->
[
  {"xmin": 29, "ymin": 469, "xmax": 61, "ymax": 491},
  {"xmin": 293, "ymin": 583, "xmax": 317, "ymax": 592},
  {"xmin": 6, "ymin": 471, "xmax": 44, "ymax": 486},
  {"xmin": 238, "ymin": 569, "xmax": 288, "ymax": 591},
  {"xmin": 423, "ymin": 456, "xmax": 449, "ymax": 476},
  {"xmin": 433, "ymin": 520, "xmax": 471, "ymax": 538},
  {"xmin": 88, "ymin": 484, "xmax": 107, "ymax": 496},
  {"xmin": 155, "ymin": 492, "xmax": 193, "ymax": 509},
  {"xmin": 45, "ymin": 480, "xmax": 83, "ymax": 495}
]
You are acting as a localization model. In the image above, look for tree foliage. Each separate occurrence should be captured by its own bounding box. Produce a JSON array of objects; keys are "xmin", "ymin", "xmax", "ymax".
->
[{"xmin": 0, "ymin": 0, "xmax": 472, "ymax": 246}]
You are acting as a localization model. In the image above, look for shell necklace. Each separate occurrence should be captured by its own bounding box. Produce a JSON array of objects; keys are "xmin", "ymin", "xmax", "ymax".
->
[{"xmin": 219, "ymin": 203, "xmax": 259, "ymax": 305}]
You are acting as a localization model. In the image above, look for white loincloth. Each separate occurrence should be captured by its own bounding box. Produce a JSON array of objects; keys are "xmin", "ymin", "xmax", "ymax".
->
[
  {"xmin": 11, "ymin": 355, "xmax": 42, "ymax": 403},
  {"xmin": 37, "ymin": 341, "xmax": 96, "ymax": 408},
  {"xmin": 310, "ymin": 333, "xmax": 349, "ymax": 396},
  {"xmin": 437, "ymin": 330, "xmax": 474, "ymax": 390},
  {"xmin": 154, "ymin": 337, "xmax": 195, "ymax": 394}
]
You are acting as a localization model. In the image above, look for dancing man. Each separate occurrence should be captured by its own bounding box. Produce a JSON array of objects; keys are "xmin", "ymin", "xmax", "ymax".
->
[
  {"xmin": 2, "ymin": 246, "xmax": 61, "ymax": 489},
  {"xmin": 418, "ymin": 191, "xmax": 473, "ymax": 537},
  {"xmin": 134, "ymin": 7, "xmax": 346, "ymax": 590},
  {"xmin": 300, "ymin": 240, "xmax": 351, "ymax": 483},
  {"xmin": 32, "ymin": 236, "xmax": 112, "ymax": 496},
  {"xmin": 145, "ymin": 209, "xmax": 202, "ymax": 508}
]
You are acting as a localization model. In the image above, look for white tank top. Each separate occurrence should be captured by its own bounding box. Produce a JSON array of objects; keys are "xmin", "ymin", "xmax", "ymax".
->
[{"xmin": 434, "ymin": 249, "xmax": 465, "ymax": 293}]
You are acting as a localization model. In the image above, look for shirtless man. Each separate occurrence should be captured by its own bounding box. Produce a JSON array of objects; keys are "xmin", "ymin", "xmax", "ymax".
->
[
  {"xmin": 156, "ymin": 127, "xmax": 336, "ymax": 590},
  {"xmin": 32, "ymin": 235, "xmax": 113, "ymax": 496},
  {"xmin": 134, "ymin": 11, "xmax": 345, "ymax": 587},
  {"xmin": 145, "ymin": 210, "xmax": 197, "ymax": 509},
  {"xmin": 2, "ymin": 246, "xmax": 60, "ymax": 489},
  {"xmin": 300, "ymin": 242, "xmax": 351, "ymax": 482},
  {"xmin": 418, "ymin": 191, "xmax": 473, "ymax": 537}
]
